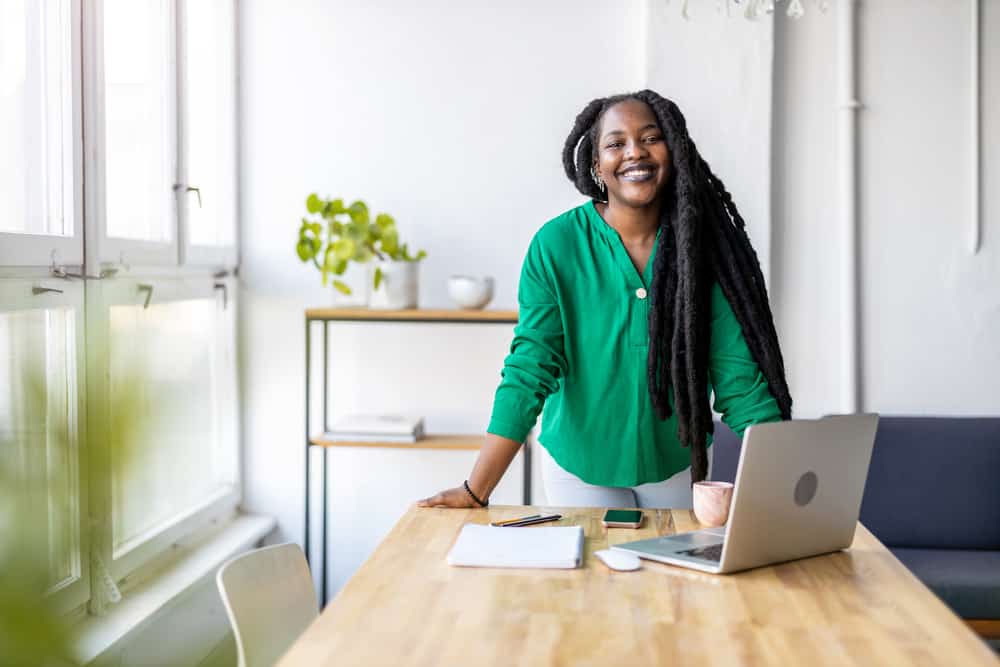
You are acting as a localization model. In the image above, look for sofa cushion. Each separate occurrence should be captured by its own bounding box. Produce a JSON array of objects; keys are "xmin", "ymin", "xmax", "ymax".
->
[
  {"xmin": 709, "ymin": 421, "xmax": 741, "ymax": 484},
  {"xmin": 860, "ymin": 417, "xmax": 1000, "ymax": 549},
  {"xmin": 891, "ymin": 547, "xmax": 1000, "ymax": 619}
]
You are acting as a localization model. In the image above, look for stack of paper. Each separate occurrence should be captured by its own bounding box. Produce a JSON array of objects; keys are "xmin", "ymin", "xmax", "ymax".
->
[
  {"xmin": 326, "ymin": 414, "xmax": 425, "ymax": 443},
  {"xmin": 447, "ymin": 523, "xmax": 584, "ymax": 569}
]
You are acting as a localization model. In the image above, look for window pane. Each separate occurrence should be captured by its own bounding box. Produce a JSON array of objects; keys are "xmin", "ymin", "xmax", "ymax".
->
[
  {"xmin": 102, "ymin": 0, "xmax": 174, "ymax": 243},
  {"xmin": 108, "ymin": 295, "xmax": 236, "ymax": 556},
  {"xmin": 0, "ymin": 306, "xmax": 80, "ymax": 592},
  {"xmin": 182, "ymin": 0, "xmax": 236, "ymax": 247},
  {"xmin": 0, "ymin": 0, "xmax": 74, "ymax": 236}
]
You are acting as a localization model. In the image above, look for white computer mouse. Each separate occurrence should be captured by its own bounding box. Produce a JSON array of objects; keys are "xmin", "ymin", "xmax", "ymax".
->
[{"xmin": 593, "ymin": 549, "xmax": 642, "ymax": 571}]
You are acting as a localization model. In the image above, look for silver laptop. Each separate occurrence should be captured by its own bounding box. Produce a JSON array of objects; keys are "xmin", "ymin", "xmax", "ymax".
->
[{"xmin": 612, "ymin": 414, "xmax": 880, "ymax": 574}]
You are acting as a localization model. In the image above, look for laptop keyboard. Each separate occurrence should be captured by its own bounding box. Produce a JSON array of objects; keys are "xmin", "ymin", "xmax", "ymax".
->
[{"xmin": 677, "ymin": 543, "xmax": 723, "ymax": 562}]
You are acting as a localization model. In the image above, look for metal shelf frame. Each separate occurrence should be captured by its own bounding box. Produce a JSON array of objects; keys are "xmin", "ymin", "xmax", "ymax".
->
[{"xmin": 304, "ymin": 308, "xmax": 525, "ymax": 605}]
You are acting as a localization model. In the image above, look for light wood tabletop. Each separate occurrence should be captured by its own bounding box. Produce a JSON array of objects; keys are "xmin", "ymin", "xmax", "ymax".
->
[{"xmin": 278, "ymin": 505, "xmax": 998, "ymax": 666}]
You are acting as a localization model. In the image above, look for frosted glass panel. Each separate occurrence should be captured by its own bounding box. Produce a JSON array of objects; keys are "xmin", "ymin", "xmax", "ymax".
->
[
  {"xmin": 182, "ymin": 0, "xmax": 236, "ymax": 247},
  {"xmin": 0, "ymin": 307, "xmax": 80, "ymax": 592},
  {"xmin": 102, "ymin": 0, "xmax": 173, "ymax": 243},
  {"xmin": 0, "ymin": 0, "xmax": 74, "ymax": 236},
  {"xmin": 109, "ymin": 295, "xmax": 236, "ymax": 555}
]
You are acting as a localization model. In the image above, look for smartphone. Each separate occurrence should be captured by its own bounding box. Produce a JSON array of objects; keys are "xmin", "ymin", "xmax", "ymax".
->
[{"xmin": 602, "ymin": 509, "xmax": 643, "ymax": 528}]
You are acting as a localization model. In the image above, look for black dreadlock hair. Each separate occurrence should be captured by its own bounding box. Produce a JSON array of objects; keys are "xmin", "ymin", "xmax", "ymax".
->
[{"xmin": 561, "ymin": 90, "xmax": 793, "ymax": 483}]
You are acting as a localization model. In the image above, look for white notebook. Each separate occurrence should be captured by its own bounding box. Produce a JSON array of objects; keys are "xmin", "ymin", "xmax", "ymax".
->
[{"xmin": 447, "ymin": 523, "xmax": 584, "ymax": 569}]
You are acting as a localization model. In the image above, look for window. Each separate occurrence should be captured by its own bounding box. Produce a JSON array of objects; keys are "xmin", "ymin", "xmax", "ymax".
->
[
  {"xmin": 100, "ymin": 0, "xmax": 176, "ymax": 247},
  {"xmin": 0, "ymin": 0, "xmax": 82, "ymax": 267},
  {"xmin": 89, "ymin": 0, "xmax": 238, "ymax": 268},
  {"xmin": 0, "ymin": 0, "xmax": 239, "ymax": 617},
  {"xmin": 180, "ymin": 0, "xmax": 238, "ymax": 264},
  {"xmin": 0, "ymin": 281, "xmax": 88, "ymax": 614},
  {"xmin": 93, "ymin": 278, "xmax": 238, "ymax": 581}
]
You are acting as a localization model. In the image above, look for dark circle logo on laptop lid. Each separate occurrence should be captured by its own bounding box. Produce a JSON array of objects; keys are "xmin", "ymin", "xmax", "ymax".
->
[{"xmin": 794, "ymin": 471, "xmax": 819, "ymax": 506}]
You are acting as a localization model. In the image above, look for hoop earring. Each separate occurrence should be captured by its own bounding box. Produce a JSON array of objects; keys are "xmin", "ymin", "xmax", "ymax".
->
[{"xmin": 590, "ymin": 166, "xmax": 605, "ymax": 193}]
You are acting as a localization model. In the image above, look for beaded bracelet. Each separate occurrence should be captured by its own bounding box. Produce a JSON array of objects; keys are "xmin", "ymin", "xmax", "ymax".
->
[{"xmin": 463, "ymin": 480, "xmax": 489, "ymax": 508}]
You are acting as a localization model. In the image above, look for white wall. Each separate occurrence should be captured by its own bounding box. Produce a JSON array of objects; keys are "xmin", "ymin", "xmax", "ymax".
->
[
  {"xmin": 857, "ymin": 0, "xmax": 999, "ymax": 414},
  {"xmin": 645, "ymin": 1, "xmax": 774, "ymax": 282},
  {"xmin": 239, "ymin": 0, "xmax": 646, "ymax": 598},
  {"xmin": 771, "ymin": 2, "xmax": 843, "ymax": 417},
  {"xmin": 772, "ymin": 0, "xmax": 1000, "ymax": 417},
  {"xmin": 89, "ymin": 577, "xmax": 234, "ymax": 667}
]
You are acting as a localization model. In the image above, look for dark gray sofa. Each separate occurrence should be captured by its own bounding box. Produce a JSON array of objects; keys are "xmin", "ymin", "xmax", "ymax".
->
[{"xmin": 710, "ymin": 416, "xmax": 1000, "ymax": 643}]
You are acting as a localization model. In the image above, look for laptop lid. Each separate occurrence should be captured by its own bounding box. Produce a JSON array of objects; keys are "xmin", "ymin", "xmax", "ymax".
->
[{"xmin": 719, "ymin": 414, "xmax": 879, "ymax": 573}]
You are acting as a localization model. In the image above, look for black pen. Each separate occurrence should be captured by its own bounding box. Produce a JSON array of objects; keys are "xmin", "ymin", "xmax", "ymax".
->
[
  {"xmin": 498, "ymin": 513, "xmax": 562, "ymax": 527},
  {"xmin": 491, "ymin": 514, "xmax": 541, "ymax": 527}
]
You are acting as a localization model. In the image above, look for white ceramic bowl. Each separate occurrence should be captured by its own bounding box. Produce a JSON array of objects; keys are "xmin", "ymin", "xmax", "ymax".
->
[{"xmin": 448, "ymin": 275, "xmax": 494, "ymax": 309}]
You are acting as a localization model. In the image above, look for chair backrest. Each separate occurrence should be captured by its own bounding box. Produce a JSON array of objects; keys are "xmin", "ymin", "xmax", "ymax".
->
[
  {"xmin": 858, "ymin": 416, "xmax": 1000, "ymax": 549},
  {"xmin": 216, "ymin": 542, "xmax": 318, "ymax": 667}
]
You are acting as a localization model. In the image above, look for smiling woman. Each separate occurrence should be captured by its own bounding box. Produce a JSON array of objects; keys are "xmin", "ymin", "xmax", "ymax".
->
[{"xmin": 417, "ymin": 89, "xmax": 792, "ymax": 512}]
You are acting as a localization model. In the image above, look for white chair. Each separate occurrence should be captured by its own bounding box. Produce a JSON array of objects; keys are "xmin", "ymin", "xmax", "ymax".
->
[{"xmin": 216, "ymin": 542, "xmax": 318, "ymax": 667}]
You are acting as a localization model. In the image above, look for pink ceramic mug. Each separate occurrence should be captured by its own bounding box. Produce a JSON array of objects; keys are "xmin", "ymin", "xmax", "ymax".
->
[{"xmin": 692, "ymin": 481, "xmax": 735, "ymax": 527}]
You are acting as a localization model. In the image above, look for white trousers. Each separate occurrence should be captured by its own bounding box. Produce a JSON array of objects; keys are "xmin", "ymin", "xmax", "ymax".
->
[{"xmin": 539, "ymin": 445, "xmax": 710, "ymax": 510}]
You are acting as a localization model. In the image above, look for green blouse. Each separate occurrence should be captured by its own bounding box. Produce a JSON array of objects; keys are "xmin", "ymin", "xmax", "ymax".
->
[{"xmin": 486, "ymin": 200, "xmax": 782, "ymax": 487}]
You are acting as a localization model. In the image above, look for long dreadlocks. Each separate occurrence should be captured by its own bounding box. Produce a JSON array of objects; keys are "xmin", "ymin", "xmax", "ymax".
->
[{"xmin": 561, "ymin": 90, "xmax": 793, "ymax": 483}]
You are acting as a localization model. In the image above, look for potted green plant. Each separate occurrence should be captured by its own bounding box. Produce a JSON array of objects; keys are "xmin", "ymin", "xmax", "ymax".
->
[{"xmin": 296, "ymin": 194, "xmax": 426, "ymax": 308}]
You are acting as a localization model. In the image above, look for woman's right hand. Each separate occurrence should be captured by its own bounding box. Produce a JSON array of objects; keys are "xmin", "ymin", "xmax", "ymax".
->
[{"xmin": 416, "ymin": 486, "xmax": 478, "ymax": 508}]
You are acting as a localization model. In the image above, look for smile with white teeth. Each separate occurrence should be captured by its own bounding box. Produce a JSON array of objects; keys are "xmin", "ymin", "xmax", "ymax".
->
[{"xmin": 618, "ymin": 166, "xmax": 655, "ymax": 182}]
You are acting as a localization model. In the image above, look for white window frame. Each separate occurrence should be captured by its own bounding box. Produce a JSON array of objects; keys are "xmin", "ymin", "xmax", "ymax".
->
[
  {"xmin": 0, "ymin": 0, "xmax": 85, "ymax": 270},
  {"xmin": 85, "ymin": 276, "xmax": 240, "ymax": 585},
  {"xmin": 176, "ymin": 0, "xmax": 239, "ymax": 269},
  {"xmin": 0, "ymin": 277, "xmax": 90, "ymax": 615},
  {"xmin": 83, "ymin": 0, "xmax": 239, "ymax": 273},
  {"xmin": 83, "ymin": 0, "xmax": 181, "ymax": 270}
]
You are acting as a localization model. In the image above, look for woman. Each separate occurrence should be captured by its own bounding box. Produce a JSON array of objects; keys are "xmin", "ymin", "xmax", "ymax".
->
[{"xmin": 418, "ymin": 90, "xmax": 792, "ymax": 510}]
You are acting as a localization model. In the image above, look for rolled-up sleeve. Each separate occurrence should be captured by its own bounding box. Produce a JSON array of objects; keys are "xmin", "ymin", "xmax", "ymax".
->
[
  {"xmin": 708, "ymin": 283, "xmax": 783, "ymax": 437},
  {"xmin": 487, "ymin": 234, "xmax": 568, "ymax": 443}
]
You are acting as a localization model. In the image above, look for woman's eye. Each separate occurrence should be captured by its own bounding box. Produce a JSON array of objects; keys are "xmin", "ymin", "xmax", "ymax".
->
[
  {"xmin": 644, "ymin": 136, "xmax": 662, "ymax": 143},
  {"xmin": 606, "ymin": 142, "xmax": 623, "ymax": 149}
]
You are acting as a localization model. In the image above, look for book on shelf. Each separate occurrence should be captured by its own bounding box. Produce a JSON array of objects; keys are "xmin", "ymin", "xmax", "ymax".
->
[{"xmin": 326, "ymin": 414, "xmax": 425, "ymax": 441}]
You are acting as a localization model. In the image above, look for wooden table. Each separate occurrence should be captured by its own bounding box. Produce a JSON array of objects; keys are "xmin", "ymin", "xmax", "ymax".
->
[{"xmin": 279, "ymin": 506, "xmax": 998, "ymax": 666}]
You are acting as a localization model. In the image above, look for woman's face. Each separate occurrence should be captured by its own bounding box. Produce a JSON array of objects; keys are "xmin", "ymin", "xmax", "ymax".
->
[{"xmin": 593, "ymin": 99, "xmax": 671, "ymax": 209}]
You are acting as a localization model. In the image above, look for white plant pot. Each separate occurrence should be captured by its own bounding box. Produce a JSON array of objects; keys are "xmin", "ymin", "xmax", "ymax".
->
[
  {"xmin": 368, "ymin": 260, "xmax": 419, "ymax": 310},
  {"xmin": 331, "ymin": 262, "xmax": 373, "ymax": 307}
]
